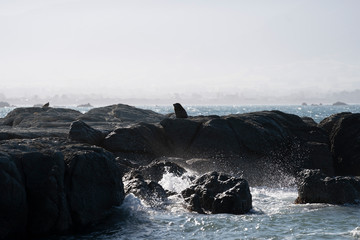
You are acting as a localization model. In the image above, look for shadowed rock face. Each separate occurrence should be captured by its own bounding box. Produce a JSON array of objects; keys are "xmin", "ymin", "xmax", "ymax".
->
[
  {"xmin": 296, "ymin": 169, "xmax": 360, "ymax": 204},
  {"xmin": 68, "ymin": 120, "xmax": 105, "ymax": 146},
  {"xmin": 181, "ymin": 171, "xmax": 252, "ymax": 214},
  {"xmin": 0, "ymin": 138, "xmax": 124, "ymax": 239},
  {"xmin": 329, "ymin": 113, "xmax": 360, "ymax": 176}
]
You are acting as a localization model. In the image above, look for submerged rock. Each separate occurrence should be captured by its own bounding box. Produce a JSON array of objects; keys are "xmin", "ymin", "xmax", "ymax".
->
[
  {"xmin": 296, "ymin": 169, "xmax": 360, "ymax": 204},
  {"xmin": 181, "ymin": 171, "xmax": 252, "ymax": 214}
]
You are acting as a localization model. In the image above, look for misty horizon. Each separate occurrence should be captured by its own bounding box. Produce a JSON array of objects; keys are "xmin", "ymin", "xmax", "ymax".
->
[{"xmin": 1, "ymin": 0, "xmax": 360, "ymax": 103}]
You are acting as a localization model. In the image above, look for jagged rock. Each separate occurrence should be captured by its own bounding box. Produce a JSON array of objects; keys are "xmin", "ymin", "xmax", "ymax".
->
[
  {"xmin": 124, "ymin": 171, "xmax": 167, "ymax": 207},
  {"xmin": 296, "ymin": 169, "xmax": 360, "ymax": 204},
  {"xmin": 138, "ymin": 160, "xmax": 187, "ymax": 183},
  {"xmin": 68, "ymin": 120, "xmax": 105, "ymax": 146},
  {"xmin": 181, "ymin": 171, "xmax": 252, "ymax": 214},
  {"xmin": 301, "ymin": 117, "xmax": 317, "ymax": 127}
]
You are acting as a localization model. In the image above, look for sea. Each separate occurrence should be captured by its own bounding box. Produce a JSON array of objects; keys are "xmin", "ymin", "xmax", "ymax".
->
[{"xmin": 1, "ymin": 104, "xmax": 360, "ymax": 239}]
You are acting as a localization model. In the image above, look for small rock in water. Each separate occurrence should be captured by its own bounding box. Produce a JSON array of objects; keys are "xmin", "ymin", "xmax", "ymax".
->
[{"xmin": 181, "ymin": 171, "xmax": 252, "ymax": 214}]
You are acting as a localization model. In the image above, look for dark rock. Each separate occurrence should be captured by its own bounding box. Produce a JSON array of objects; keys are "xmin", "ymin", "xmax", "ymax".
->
[
  {"xmin": 103, "ymin": 123, "xmax": 169, "ymax": 159},
  {"xmin": 160, "ymin": 118, "xmax": 202, "ymax": 156},
  {"xmin": 329, "ymin": 113, "xmax": 360, "ymax": 176},
  {"xmin": 42, "ymin": 102, "xmax": 50, "ymax": 108},
  {"xmin": 80, "ymin": 104, "xmax": 164, "ymax": 123},
  {"xmin": 181, "ymin": 171, "xmax": 252, "ymax": 214},
  {"xmin": 64, "ymin": 145, "xmax": 124, "ymax": 227},
  {"xmin": 68, "ymin": 120, "xmax": 105, "ymax": 146},
  {"xmin": 77, "ymin": 103, "xmax": 93, "ymax": 108},
  {"xmin": 138, "ymin": 160, "xmax": 187, "ymax": 183},
  {"xmin": 301, "ymin": 117, "xmax": 317, "ymax": 127},
  {"xmin": 0, "ymin": 138, "xmax": 125, "ymax": 238},
  {"xmin": 296, "ymin": 169, "xmax": 360, "ymax": 204},
  {"xmin": 124, "ymin": 171, "xmax": 167, "ymax": 207},
  {"xmin": 0, "ymin": 153, "xmax": 27, "ymax": 240},
  {"xmin": 318, "ymin": 112, "xmax": 352, "ymax": 133},
  {"xmin": 173, "ymin": 103, "xmax": 188, "ymax": 118},
  {"xmin": 1, "ymin": 107, "xmax": 82, "ymax": 128},
  {"xmin": 332, "ymin": 101, "xmax": 348, "ymax": 106}
]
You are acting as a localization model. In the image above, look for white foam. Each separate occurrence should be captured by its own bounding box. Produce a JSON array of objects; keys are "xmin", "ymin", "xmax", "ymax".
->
[
  {"xmin": 351, "ymin": 227, "xmax": 360, "ymax": 238},
  {"xmin": 158, "ymin": 169, "xmax": 194, "ymax": 193}
]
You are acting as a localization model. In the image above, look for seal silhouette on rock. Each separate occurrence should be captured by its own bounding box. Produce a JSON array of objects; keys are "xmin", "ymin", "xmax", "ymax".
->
[
  {"xmin": 173, "ymin": 103, "xmax": 188, "ymax": 118},
  {"xmin": 42, "ymin": 102, "xmax": 50, "ymax": 108}
]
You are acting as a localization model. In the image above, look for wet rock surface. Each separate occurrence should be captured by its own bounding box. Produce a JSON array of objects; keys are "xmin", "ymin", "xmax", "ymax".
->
[
  {"xmin": 181, "ymin": 171, "xmax": 252, "ymax": 214},
  {"xmin": 296, "ymin": 169, "xmax": 360, "ymax": 204}
]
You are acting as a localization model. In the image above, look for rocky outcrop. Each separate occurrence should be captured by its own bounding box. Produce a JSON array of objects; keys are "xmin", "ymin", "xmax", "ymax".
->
[
  {"xmin": 181, "ymin": 172, "xmax": 252, "ymax": 214},
  {"xmin": 1, "ymin": 107, "xmax": 82, "ymax": 128},
  {"xmin": 319, "ymin": 113, "xmax": 360, "ymax": 176},
  {"xmin": 161, "ymin": 111, "xmax": 333, "ymax": 181},
  {"xmin": 79, "ymin": 104, "xmax": 164, "ymax": 124},
  {"xmin": 0, "ymin": 138, "xmax": 124, "ymax": 239},
  {"xmin": 103, "ymin": 123, "xmax": 170, "ymax": 162},
  {"xmin": 296, "ymin": 169, "xmax": 360, "ymax": 204},
  {"xmin": 0, "ymin": 101, "xmax": 10, "ymax": 107},
  {"xmin": 0, "ymin": 152, "xmax": 27, "ymax": 239},
  {"xmin": 68, "ymin": 120, "xmax": 105, "ymax": 146}
]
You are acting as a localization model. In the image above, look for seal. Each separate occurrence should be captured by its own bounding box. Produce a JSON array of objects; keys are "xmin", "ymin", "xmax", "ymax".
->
[
  {"xmin": 173, "ymin": 103, "xmax": 188, "ymax": 118},
  {"xmin": 42, "ymin": 102, "xmax": 50, "ymax": 108}
]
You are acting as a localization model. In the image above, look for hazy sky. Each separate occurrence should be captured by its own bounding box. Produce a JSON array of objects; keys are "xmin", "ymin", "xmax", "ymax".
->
[{"xmin": 1, "ymin": 0, "xmax": 360, "ymax": 99}]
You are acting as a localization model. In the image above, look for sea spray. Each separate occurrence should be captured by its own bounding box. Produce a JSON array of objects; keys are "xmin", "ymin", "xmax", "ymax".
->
[{"xmin": 158, "ymin": 167, "xmax": 194, "ymax": 193}]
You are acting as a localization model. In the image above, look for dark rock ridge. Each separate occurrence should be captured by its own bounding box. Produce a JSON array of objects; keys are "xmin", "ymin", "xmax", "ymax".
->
[
  {"xmin": 79, "ymin": 104, "xmax": 164, "ymax": 124},
  {"xmin": 0, "ymin": 138, "xmax": 124, "ymax": 239},
  {"xmin": 182, "ymin": 171, "xmax": 252, "ymax": 214},
  {"xmin": 68, "ymin": 120, "xmax": 105, "ymax": 146},
  {"xmin": 319, "ymin": 112, "xmax": 360, "ymax": 176},
  {"xmin": 0, "ymin": 104, "xmax": 166, "ymax": 140},
  {"xmin": 296, "ymin": 169, "xmax": 360, "ymax": 204}
]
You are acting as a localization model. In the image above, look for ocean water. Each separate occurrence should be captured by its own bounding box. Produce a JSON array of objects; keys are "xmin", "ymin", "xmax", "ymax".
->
[{"xmin": 1, "ymin": 105, "xmax": 360, "ymax": 239}]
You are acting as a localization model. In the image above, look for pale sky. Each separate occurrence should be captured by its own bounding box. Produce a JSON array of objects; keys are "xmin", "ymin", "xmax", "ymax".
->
[{"xmin": 1, "ymin": 0, "xmax": 360, "ymax": 99}]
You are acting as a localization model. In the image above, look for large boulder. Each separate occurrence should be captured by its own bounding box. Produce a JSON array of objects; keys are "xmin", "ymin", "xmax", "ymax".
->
[
  {"xmin": 80, "ymin": 104, "xmax": 164, "ymax": 124},
  {"xmin": 296, "ymin": 169, "xmax": 360, "ymax": 204},
  {"xmin": 0, "ymin": 138, "xmax": 125, "ymax": 238},
  {"xmin": 1, "ymin": 107, "xmax": 82, "ymax": 128},
  {"xmin": 318, "ymin": 112, "xmax": 352, "ymax": 133},
  {"xmin": 328, "ymin": 113, "xmax": 360, "ymax": 176},
  {"xmin": 181, "ymin": 172, "xmax": 252, "ymax": 214},
  {"xmin": 0, "ymin": 153, "xmax": 27, "ymax": 240},
  {"xmin": 103, "ymin": 123, "xmax": 170, "ymax": 160},
  {"xmin": 63, "ymin": 145, "xmax": 124, "ymax": 227},
  {"xmin": 68, "ymin": 120, "xmax": 105, "ymax": 146}
]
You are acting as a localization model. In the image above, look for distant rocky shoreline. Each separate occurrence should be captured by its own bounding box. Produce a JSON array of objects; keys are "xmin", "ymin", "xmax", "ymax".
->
[{"xmin": 0, "ymin": 104, "xmax": 359, "ymax": 239}]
